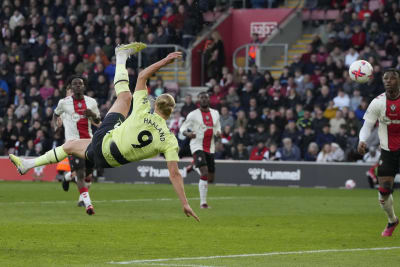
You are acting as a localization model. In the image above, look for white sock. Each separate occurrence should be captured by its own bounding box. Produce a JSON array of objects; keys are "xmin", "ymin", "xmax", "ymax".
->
[
  {"xmin": 64, "ymin": 172, "xmax": 72, "ymax": 181},
  {"xmin": 80, "ymin": 189, "xmax": 92, "ymax": 208},
  {"xmin": 116, "ymin": 54, "xmax": 128, "ymax": 65},
  {"xmin": 379, "ymin": 193, "xmax": 397, "ymax": 223},
  {"xmin": 199, "ymin": 179, "xmax": 208, "ymax": 205},
  {"xmin": 78, "ymin": 194, "xmax": 83, "ymax": 203},
  {"xmin": 24, "ymin": 158, "xmax": 36, "ymax": 170}
]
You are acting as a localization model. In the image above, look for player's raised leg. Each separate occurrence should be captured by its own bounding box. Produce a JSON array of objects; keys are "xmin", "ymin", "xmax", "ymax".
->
[
  {"xmin": 107, "ymin": 42, "xmax": 146, "ymax": 118},
  {"xmin": 9, "ymin": 139, "xmax": 91, "ymax": 175},
  {"xmin": 198, "ymin": 165, "xmax": 209, "ymax": 209},
  {"xmin": 378, "ymin": 177, "xmax": 399, "ymax": 236}
]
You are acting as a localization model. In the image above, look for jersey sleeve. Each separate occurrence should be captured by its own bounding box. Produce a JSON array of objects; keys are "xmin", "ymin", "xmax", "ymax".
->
[
  {"xmin": 132, "ymin": 90, "xmax": 151, "ymax": 116},
  {"xmin": 214, "ymin": 112, "xmax": 222, "ymax": 135},
  {"xmin": 90, "ymin": 98, "xmax": 100, "ymax": 118},
  {"xmin": 54, "ymin": 99, "xmax": 64, "ymax": 116},
  {"xmin": 163, "ymin": 136, "xmax": 180, "ymax": 161},
  {"xmin": 363, "ymin": 99, "xmax": 380, "ymax": 124},
  {"xmin": 179, "ymin": 112, "xmax": 193, "ymax": 135}
]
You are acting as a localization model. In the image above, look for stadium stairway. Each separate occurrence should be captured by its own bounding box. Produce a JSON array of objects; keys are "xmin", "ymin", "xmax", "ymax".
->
[{"xmin": 270, "ymin": 33, "xmax": 314, "ymax": 79}]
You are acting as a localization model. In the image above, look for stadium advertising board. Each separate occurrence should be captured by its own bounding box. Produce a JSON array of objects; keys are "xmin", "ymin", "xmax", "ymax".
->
[
  {"xmin": 0, "ymin": 157, "xmax": 57, "ymax": 181},
  {"xmin": 104, "ymin": 160, "xmax": 373, "ymax": 189}
]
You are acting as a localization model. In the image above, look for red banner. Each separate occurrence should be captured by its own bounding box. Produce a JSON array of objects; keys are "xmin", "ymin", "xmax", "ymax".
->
[
  {"xmin": 0, "ymin": 157, "xmax": 57, "ymax": 182},
  {"xmin": 191, "ymin": 8, "xmax": 294, "ymax": 86}
]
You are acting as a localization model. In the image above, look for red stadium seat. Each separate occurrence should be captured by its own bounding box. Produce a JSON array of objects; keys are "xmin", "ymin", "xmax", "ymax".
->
[
  {"xmin": 310, "ymin": 10, "xmax": 325, "ymax": 21},
  {"xmin": 381, "ymin": 60, "xmax": 393, "ymax": 68},
  {"xmin": 369, "ymin": 0, "xmax": 381, "ymax": 11},
  {"xmin": 302, "ymin": 10, "xmax": 311, "ymax": 21},
  {"xmin": 326, "ymin": 10, "xmax": 340, "ymax": 20}
]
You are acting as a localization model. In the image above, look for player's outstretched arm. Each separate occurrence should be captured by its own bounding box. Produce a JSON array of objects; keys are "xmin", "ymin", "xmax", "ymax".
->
[
  {"xmin": 167, "ymin": 161, "xmax": 200, "ymax": 222},
  {"xmin": 358, "ymin": 120, "xmax": 375, "ymax": 155},
  {"xmin": 135, "ymin": 52, "xmax": 182, "ymax": 92}
]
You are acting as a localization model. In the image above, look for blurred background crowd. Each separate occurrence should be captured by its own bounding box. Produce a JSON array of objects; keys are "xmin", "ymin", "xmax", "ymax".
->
[{"xmin": 0, "ymin": 0, "xmax": 395, "ymax": 163}]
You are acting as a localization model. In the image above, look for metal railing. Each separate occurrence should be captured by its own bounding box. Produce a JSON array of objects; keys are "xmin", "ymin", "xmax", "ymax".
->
[
  {"xmin": 232, "ymin": 43, "xmax": 289, "ymax": 72},
  {"xmin": 136, "ymin": 44, "xmax": 190, "ymax": 84}
]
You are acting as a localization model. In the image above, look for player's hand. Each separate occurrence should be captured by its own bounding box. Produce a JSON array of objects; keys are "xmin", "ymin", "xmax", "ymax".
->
[
  {"xmin": 164, "ymin": 52, "xmax": 182, "ymax": 65},
  {"xmin": 357, "ymin": 141, "xmax": 367, "ymax": 155},
  {"xmin": 183, "ymin": 204, "xmax": 200, "ymax": 222},
  {"xmin": 187, "ymin": 132, "xmax": 196, "ymax": 139},
  {"xmin": 84, "ymin": 109, "xmax": 95, "ymax": 118}
]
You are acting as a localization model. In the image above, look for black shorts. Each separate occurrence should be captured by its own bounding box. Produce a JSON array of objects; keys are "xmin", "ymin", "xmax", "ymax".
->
[
  {"xmin": 85, "ymin": 112, "xmax": 125, "ymax": 168},
  {"xmin": 68, "ymin": 155, "xmax": 93, "ymax": 177},
  {"xmin": 377, "ymin": 149, "xmax": 400, "ymax": 177},
  {"xmin": 193, "ymin": 150, "xmax": 215, "ymax": 173}
]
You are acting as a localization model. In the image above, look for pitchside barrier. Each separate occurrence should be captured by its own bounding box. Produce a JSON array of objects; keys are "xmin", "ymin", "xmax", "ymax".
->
[
  {"xmin": 0, "ymin": 157, "xmax": 380, "ymax": 189},
  {"xmin": 103, "ymin": 159, "xmax": 376, "ymax": 189}
]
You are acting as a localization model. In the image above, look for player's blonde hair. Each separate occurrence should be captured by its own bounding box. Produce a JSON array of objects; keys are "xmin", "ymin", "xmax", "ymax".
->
[{"xmin": 155, "ymin": 93, "xmax": 175, "ymax": 119}]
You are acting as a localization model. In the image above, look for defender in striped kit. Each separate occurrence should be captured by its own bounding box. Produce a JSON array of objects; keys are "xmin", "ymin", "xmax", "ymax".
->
[
  {"xmin": 179, "ymin": 92, "xmax": 221, "ymax": 209},
  {"xmin": 53, "ymin": 75, "xmax": 100, "ymax": 215},
  {"xmin": 358, "ymin": 69, "xmax": 400, "ymax": 236}
]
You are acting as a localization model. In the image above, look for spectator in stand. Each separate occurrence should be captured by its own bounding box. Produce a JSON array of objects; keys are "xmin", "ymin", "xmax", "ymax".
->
[
  {"xmin": 329, "ymin": 110, "xmax": 346, "ymax": 135},
  {"xmin": 279, "ymin": 138, "xmax": 301, "ymax": 161},
  {"xmin": 355, "ymin": 98, "xmax": 368, "ymax": 121},
  {"xmin": 250, "ymin": 142, "xmax": 268, "ymax": 160},
  {"xmin": 344, "ymin": 47, "xmax": 359, "ymax": 67},
  {"xmin": 314, "ymin": 85, "xmax": 331, "ymax": 110},
  {"xmin": 333, "ymin": 89, "xmax": 350, "ymax": 110},
  {"xmin": 180, "ymin": 94, "xmax": 197, "ymax": 119},
  {"xmin": 330, "ymin": 143, "xmax": 345, "ymax": 161},
  {"xmin": 246, "ymin": 110, "xmax": 260, "ymax": 138},
  {"xmin": 299, "ymin": 125, "xmax": 316, "ymax": 157},
  {"xmin": 215, "ymin": 141, "xmax": 228, "ymax": 160},
  {"xmin": 225, "ymin": 86, "xmax": 240, "ymax": 108},
  {"xmin": 349, "ymin": 88, "xmax": 362, "ymax": 111},
  {"xmin": 232, "ymin": 143, "xmax": 249, "ymax": 160},
  {"xmin": 209, "ymin": 85, "xmax": 223, "ymax": 109},
  {"xmin": 304, "ymin": 142, "xmax": 319, "ymax": 161},
  {"xmin": 263, "ymin": 143, "xmax": 281, "ymax": 161},
  {"xmin": 253, "ymin": 124, "xmax": 268, "ymax": 144},
  {"xmin": 232, "ymin": 126, "xmax": 250, "ymax": 149},
  {"xmin": 335, "ymin": 125, "xmax": 348, "ymax": 150},
  {"xmin": 235, "ymin": 110, "xmax": 248, "ymax": 129},
  {"xmin": 316, "ymin": 124, "xmax": 336, "ymax": 148},
  {"xmin": 220, "ymin": 106, "xmax": 235, "ymax": 130},
  {"xmin": 168, "ymin": 111, "xmax": 184, "ymax": 136},
  {"xmin": 317, "ymin": 143, "xmax": 332, "ymax": 162},
  {"xmin": 363, "ymin": 146, "xmax": 380, "ymax": 163},
  {"xmin": 282, "ymin": 120, "xmax": 301, "ymax": 145}
]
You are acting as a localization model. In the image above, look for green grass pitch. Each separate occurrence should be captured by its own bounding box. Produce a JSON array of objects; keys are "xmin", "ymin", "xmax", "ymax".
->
[{"xmin": 0, "ymin": 181, "xmax": 400, "ymax": 266}]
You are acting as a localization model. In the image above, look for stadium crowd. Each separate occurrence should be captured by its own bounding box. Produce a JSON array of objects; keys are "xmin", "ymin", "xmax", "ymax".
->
[
  {"xmin": 175, "ymin": 0, "xmax": 395, "ymax": 162},
  {"xmin": 0, "ymin": 0, "xmax": 395, "ymax": 163},
  {"xmin": 0, "ymin": 0, "xmax": 215, "ymax": 157}
]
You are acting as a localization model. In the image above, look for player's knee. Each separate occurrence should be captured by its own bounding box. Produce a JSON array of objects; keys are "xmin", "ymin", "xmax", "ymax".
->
[
  {"xmin": 378, "ymin": 182, "xmax": 393, "ymax": 196},
  {"xmin": 118, "ymin": 91, "xmax": 132, "ymax": 106},
  {"xmin": 63, "ymin": 140, "xmax": 76, "ymax": 154}
]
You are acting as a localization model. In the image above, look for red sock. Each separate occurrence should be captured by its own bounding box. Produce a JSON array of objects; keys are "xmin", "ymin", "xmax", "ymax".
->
[
  {"xmin": 79, "ymin": 187, "xmax": 88, "ymax": 194},
  {"xmin": 200, "ymin": 175, "xmax": 208, "ymax": 181}
]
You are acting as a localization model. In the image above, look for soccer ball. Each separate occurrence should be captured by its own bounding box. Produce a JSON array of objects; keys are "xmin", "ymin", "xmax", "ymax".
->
[
  {"xmin": 348, "ymin": 60, "xmax": 373, "ymax": 83},
  {"xmin": 345, "ymin": 179, "xmax": 356, "ymax": 189}
]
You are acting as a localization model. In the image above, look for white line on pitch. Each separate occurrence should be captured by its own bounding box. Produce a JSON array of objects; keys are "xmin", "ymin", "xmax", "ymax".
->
[
  {"xmin": 0, "ymin": 196, "xmax": 270, "ymax": 205},
  {"xmin": 140, "ymin": 263, "xmax": 220, "ymax": 267},
  {"xmin": 109, "ymin": 247, "xmax": 400, "ymax": 265}
]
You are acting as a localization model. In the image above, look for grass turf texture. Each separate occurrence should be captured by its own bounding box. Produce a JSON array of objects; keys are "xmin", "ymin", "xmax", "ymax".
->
[{"xmin": 0, "ymin": 182, "xmax": 399, "ymax": 266}]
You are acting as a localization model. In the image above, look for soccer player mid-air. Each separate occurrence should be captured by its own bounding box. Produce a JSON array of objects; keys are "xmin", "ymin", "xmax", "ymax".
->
[
  {"xmin": 358, "ymin": 68, "xmax": 400, "ymax": 236},
  {"xmin": 179, "ymin": 92, "xmax": 221, "ymax": 209},
  {"xmin": 9, "ymin": 43, "xmax": 199, "ymax": 221},
  {"xmin": 53, "ymin": 76, "xmax": 101, "ymax": 215}
]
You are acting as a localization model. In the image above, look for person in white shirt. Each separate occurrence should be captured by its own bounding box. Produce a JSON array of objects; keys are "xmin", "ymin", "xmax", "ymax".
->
[
  {"xmin": 363, "ymin": 146, "xmax": 381, "ymax": 163},
  {"xmin": 333, "ymin": 90, "xmax": 350, "ymax": 110},
  {"xmin": 344, "ymin": 47, "xmax": 359, "ymax": 67},
  {"xmin": 180, "ymin": 92, "xmax": 221, "ymax": 209},
  {"xmin": 53, "ymin": 75, "xmax": 100, "ymax": 215}
]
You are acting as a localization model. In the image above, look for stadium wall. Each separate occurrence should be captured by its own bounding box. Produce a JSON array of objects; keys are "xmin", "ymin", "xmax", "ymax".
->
[
  {"xmin": 0, "ymin": 157, "xmax": 57, "ymax": 182},
  {"xmin": 191, "ymin": 8, "xmax": 294, "ymax": 86},
  {"xmin": 103, "ymin": 160, "xmax": 374, "ymax": 189}
]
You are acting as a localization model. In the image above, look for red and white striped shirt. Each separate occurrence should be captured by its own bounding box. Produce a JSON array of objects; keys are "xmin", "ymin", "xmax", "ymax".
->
[
  {"xmin": 364, "ymin": 93, "xmax": 400, "ymax": 151},
  {"xmin": 55, "ymin": 96, "xmax": 100, "ymax": 140},
  {"xmin": 179, "ymin": 108, "xmax": 221, "ymax": 154}
]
